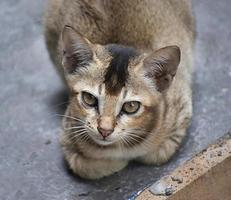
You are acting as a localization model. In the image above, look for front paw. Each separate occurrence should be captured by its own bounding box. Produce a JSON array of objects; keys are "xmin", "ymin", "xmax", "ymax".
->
[
  {"xmin": 65, "ymin": 152, "xmax": 128, "ymax": 179},
  {"xmin": 137, "ymin": 134, "xmax": 184, "ymax": 165}
]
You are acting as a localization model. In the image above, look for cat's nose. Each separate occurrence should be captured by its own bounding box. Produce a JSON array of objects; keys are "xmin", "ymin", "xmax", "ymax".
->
[{"xmin": 97, "ymin": 127, "xmax": 114, "ymax": 138}]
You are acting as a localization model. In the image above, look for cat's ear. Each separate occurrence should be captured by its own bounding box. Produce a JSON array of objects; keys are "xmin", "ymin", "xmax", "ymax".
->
[
  {"xmin": 61, "ymin": 25, "xmax": 93, "ymax": 73},
  {"xmin": 143, "ymin": 46, "xmax": 180, "ymax": 92}
]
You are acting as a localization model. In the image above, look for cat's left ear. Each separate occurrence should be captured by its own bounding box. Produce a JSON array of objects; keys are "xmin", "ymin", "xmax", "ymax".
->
[
  {"xmin": 61, "ymin": 25, "xmax": 93, "ymax": 73},
  {"xmin": 143, "ymin": 46, "xmax": 181, "ymax": 92}
]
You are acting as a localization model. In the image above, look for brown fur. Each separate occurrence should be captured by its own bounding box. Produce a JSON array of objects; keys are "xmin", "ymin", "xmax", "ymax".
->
[{"xmin": 44, "ymin": 0, "xmax": 194, "ymax": 179}]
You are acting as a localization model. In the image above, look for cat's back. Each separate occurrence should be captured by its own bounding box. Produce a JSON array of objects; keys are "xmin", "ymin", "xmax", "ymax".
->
[
  {"xmin": 45, "ymin": 0, "xmax": 194, "ymax": 48},
  {"xmin": 104, "ymin": 0, "xmax": 194, "ymax": 49}
]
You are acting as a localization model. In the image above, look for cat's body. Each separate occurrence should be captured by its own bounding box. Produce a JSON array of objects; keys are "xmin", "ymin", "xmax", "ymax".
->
[{"xmin": 45, "ymin": 0, "xmax": 194, "ymax": 179}]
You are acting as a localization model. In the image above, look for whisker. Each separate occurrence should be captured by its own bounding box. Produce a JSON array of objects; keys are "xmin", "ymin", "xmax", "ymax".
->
[
  {"xmin": 56, "ymin": 114, "xmax": 86, "ymax": 123},
  {"xmin": 52, "ymin": 101, "xmax": 70, "ymax": 108},
  {"xmin": 68, "ymin": 130, "xmax": 86, "ymax": 137},
  {"xmin": 64, "ymin": 126, "xmax": 86, "ymax": 131},
  {"xmin": 122, "ymin": 135, "xmax": 134, "ymax": 147},
  {"xmin": 69, "ymin": 130, "xmax": 88, "ymax": 142},
  {"xmin": 81, "ymin": 134, "xmax": 90, "ymax": 143},
  {"xmin": 118, "ymin": 136, "xmax": 124, "ymax": 153},
  {"xmin": 70, "ymin": 129, "xmax": 88, "ymax": 135},
  {"xmin": 70, "ymin": 133, "xmax": 86, "ymax": 141},
  {"xmin": 124, "ymin": 131, "xmax": 154, "ymax": 150},
  {"xmin": 125, "ymin": 132, "xmax": 145, "ymax": 139},
  {"xmin": 84, "ymin": 125, "xmax": 95, "ymax": 133},
  {"xmin": 126, "ymin": 129, "xmax": 150, "ymax": 134},
  {"xmin": 73, "ymin": 131, "xmax": 90, "ymax": 144}
]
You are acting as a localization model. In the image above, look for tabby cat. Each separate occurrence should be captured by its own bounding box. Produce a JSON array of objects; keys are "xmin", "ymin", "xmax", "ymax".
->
[{"xmin": 44, "ymin": 0, "xmax": 194, "ymax": 179}]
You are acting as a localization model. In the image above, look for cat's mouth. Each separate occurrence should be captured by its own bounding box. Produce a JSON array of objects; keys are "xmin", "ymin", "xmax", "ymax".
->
[{"xmin": 90, "ymin": 136, "xmax": 115, "ymax": 146}]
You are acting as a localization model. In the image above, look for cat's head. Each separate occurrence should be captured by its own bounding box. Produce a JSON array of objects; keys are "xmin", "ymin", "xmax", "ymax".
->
[{"xmin": 61, "ymin": 26, "xmax": 180, "ymax": 147}]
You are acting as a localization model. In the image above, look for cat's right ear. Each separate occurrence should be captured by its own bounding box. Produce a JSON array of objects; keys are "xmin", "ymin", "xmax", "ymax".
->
[{"xmin": 61, "ymin": 25, "xmax": 93, "ymax": 73}]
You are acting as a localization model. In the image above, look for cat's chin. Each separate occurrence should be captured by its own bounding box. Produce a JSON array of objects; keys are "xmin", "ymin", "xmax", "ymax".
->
[{"xmin": 91, "ymin": 137, "xmax": 115, "ymax": 146}]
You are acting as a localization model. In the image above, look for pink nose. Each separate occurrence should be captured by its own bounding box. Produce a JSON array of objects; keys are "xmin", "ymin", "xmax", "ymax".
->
[{"xmin": 97, "ymin": 127, "xmax": 114, "ymax": 138}]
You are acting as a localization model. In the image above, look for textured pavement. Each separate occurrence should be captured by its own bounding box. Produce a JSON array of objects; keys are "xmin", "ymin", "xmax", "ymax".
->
[{"xmin": 0, "ymin": 0, "xmax": 231, "ymax": 200}]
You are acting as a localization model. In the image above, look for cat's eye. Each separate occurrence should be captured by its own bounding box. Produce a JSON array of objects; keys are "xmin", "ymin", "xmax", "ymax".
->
[
  {"xmin": 82, "ymin": 92, "xmax": 98, "ymax": 107},
  {"xmin": 122, "ymin": 101, "xmax": 140, "ymax": 114}
]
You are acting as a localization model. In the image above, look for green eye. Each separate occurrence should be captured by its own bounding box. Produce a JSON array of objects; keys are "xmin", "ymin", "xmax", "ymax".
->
[
  {"xmin": 122, "ymin": 101, "xmax": 140, "ymax": 114},
  {"xmin": 82, "ymin": 92, "xmax": 98, "ymax": 107}
]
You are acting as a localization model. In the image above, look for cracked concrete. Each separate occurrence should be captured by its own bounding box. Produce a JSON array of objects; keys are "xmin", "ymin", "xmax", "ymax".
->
[{"xmin": 0, "ymin": 0, "xmax": 231, "ymax": 200}]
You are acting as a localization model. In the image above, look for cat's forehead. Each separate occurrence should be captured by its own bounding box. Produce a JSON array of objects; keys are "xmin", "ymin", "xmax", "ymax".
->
[
  {"xmin": 71, "ymin": 44, "xmax": 146, "ymax": 97},
  {"xmin": 103, "ymin": 44, "xmax": 139, "ymax": 95}
]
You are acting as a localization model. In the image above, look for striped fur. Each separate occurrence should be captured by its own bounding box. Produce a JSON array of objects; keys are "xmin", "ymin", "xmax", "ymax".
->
[{"xmin": 45, "ymin": 0, "xmax": 194, "ymax": 179}]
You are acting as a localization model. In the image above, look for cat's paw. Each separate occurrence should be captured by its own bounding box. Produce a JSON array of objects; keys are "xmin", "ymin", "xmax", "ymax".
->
[
  {"xmin": 65, "ymin": 152, "xmax": 128, "ymax": 179},
  {"xmin": 137, "ymin": 133, "xmax": 185, "ymax": 165}
]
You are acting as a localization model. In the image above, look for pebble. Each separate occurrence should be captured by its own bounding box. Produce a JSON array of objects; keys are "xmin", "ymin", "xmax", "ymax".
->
[
  {"xmin": 149, "ymin": 180, "xmax": 174, "ymax": 196},
  {"xmin": 217, "ymin": 150, "xmax": 222, "ymax": 156},
  {"xmin": 165, "ymin": 187, "xmax": 174, "ymax": 196},
  {"xmin": 171, "ymin": 176, "xmax": 183, "ymax": 184},
  {"xmin": 45, "ymin": 139, "xmax": 51, "ymax": 145}
]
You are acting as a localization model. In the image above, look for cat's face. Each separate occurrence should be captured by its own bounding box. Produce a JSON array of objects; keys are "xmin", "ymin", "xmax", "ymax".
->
[
  {"xmin": 61, "ymin": 26, "xmax": 180, "ymax": 147},
  {"xmin": 66, "ymin": 65, "xmax": 161, "ymax": 147}
]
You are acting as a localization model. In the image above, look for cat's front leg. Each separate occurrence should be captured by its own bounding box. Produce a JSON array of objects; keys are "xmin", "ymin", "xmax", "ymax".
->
[
  {"xmin": 63, "ymin": 150, "xmax": 128, "ymax": 179},
  {"xmin": 137, "ymin": 130, "xmax": 186, "ymax": 165}
]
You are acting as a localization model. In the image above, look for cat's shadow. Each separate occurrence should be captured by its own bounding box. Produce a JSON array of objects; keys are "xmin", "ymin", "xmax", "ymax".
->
[
  {"xmin": 49, "ymin": 88, "xmax": 69, "ymax": 116},
  {"xmin": 60, "ymin": 156, "xmax": 167, "ymax": 199}
]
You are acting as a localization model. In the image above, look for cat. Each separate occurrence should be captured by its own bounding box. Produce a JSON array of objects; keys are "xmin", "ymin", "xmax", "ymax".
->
[{"xmin": 44, "ymin": 0, "xmax": 195, "ymax": 179}]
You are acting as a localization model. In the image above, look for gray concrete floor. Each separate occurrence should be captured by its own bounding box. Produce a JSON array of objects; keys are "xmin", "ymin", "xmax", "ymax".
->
[{"xmin": 0, "ymin": 0, "xmax": 231, "ymax": 200}]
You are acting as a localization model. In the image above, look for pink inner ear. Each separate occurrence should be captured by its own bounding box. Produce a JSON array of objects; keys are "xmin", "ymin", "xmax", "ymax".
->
[
  {"xmin": 61, "ymin": 25, "xmax": 93, "ymax": 73},
  {"xmin": 143, "ymin": 46, "xmax": 181, "ymax": 92}
]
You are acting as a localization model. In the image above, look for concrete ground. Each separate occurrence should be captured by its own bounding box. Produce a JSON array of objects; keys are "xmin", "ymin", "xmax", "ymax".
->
[{"xmin": 0, "ymin": 0, "xmax": 230, "ymax": 200}]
